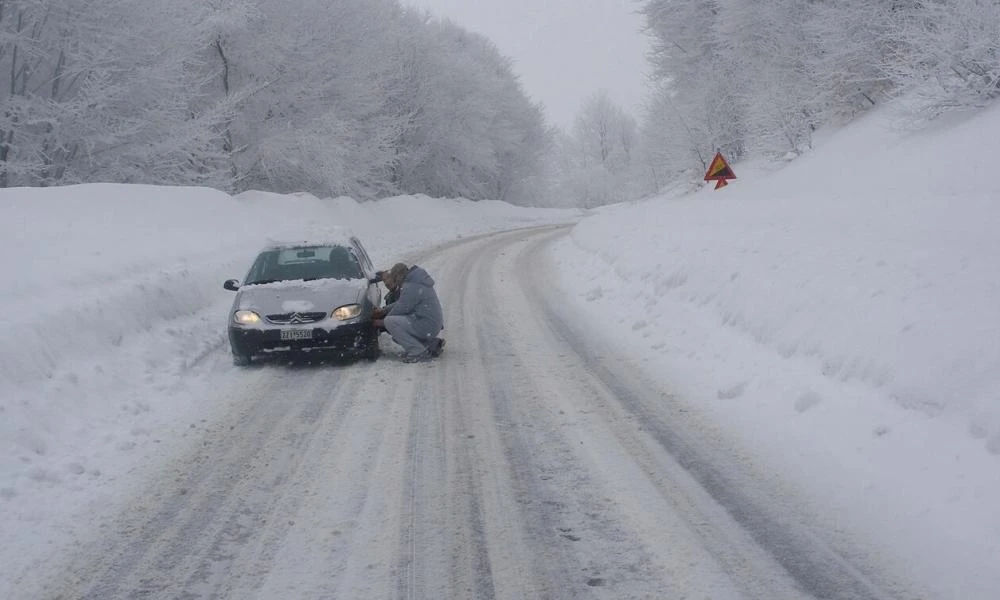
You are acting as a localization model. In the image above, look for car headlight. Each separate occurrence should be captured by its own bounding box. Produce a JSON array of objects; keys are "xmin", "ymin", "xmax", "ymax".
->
[
  {"xmin": 233, "ymin": 310, "xmax": 262, "ymax": 325},
  {"xmin": 332, "ymin": 304, "xmax": 362, "ymax": 321}
]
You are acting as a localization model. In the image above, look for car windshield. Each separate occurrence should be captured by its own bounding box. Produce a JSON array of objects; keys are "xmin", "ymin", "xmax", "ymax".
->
[{"xmin": 243, "ymin": 245, "xmax": 364, "ymax": 285}]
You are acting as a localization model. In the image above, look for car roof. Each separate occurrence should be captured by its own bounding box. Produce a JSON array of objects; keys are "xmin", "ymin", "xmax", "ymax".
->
[
  {"xmin": 261, "ymin": 226, "xmax": 362, "ymax": 253},
  {"xmin": 259, "ymin": 235, "xmax": 365, "ymax": 252},
  {"xmin": 260, "ymin": 241, "xmax": 353, "ymax": 251}
]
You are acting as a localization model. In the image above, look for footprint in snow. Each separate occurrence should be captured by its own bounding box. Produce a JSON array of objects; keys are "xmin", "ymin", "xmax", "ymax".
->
[
  {"xmin": 794, "ymin": 391, "xmax": 824, "ymax": 413},
  {"xmin": 717, "ymin": 381, "xmax": 748, "ymax": 400}
]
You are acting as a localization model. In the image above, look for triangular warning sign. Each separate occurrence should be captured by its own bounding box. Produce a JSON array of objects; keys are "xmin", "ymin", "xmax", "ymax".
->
[{"xmin": 704, "ymin": 152, "xmax": 736, "ymax": 190}]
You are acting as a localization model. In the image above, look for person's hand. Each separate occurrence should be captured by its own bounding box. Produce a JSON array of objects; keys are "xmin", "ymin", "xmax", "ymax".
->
[
  {"xmin": 373, "ymin": 307, "xmax": 387, "ymax": 319},
  {"xmin": 373, "ymin": 318, "xmax": 385, "ymax": 329}
]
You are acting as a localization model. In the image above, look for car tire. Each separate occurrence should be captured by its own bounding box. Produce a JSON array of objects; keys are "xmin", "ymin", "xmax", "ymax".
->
[
  {"xmin": 232, "ymin": 351, "xmax": 252, "ymax": 367},
  {"xmin": 363, "ymin": 334, "xmax": 381, "ymax": 362}
]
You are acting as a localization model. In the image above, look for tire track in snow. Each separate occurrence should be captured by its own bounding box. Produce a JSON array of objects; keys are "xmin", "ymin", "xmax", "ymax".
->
[
  {"xmin": 49, "ymin": 363, "xmax": 367, "ymax": 599},
  {"xmin": 392, "ymin": 233, "xmax": 503, "ymax": 600},
  {"xmin": 519, "ymin": 229, "xmax": 915, "ymax": 600}
]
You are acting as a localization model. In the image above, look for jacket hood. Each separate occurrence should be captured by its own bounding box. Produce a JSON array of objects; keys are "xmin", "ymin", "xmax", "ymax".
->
[{"xmin": 404, "ymin": 266, "xmax": 435, "ymax": 288}]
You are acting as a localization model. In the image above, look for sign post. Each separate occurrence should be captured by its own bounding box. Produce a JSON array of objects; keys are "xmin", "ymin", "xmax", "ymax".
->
[{"xmin": 704, "ymin": 152, "xmax": 736, "ymax": 190}]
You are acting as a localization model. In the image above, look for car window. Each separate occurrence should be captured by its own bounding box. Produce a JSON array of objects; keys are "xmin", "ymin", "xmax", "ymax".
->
[
  {"xmin": 244, "ymin": 245, "xmax": 364, "ymax": 284},
  {"xmin": 351, "ymin": 236, "xmax": 375, "ymax": 275}
]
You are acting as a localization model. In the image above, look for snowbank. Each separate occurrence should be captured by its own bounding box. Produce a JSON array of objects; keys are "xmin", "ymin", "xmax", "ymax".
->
[{"xmin": 549, "ymin": 103, "xmax": 1000, "ymax": 598}]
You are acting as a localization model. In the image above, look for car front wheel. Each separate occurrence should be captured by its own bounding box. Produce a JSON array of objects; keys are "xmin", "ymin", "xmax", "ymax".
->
[
  {"xmin": 363, "ymin": 332, "xmax": 381, "ymax": 362},
  {"xmin": 232, "ymin": 351, "xmax": 252, "ymax": 367}
]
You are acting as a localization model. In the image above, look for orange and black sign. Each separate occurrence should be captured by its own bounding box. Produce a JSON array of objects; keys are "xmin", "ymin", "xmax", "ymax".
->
[{"xmin": 704, "ymin": 152, "xmax": 736, "ymax": 189}]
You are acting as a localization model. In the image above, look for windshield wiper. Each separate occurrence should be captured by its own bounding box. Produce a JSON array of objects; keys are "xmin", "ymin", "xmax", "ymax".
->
[{"xmin": 245, "ymin": 279, "xmax": 279, "ymax": 285}]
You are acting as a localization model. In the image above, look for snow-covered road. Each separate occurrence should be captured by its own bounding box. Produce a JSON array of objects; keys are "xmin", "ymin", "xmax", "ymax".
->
[{"xmin": 42, "ymin": 227, "xmax": 917, "ymax": 600}]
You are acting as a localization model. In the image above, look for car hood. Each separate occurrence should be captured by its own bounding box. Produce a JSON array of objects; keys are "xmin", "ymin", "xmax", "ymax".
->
[{"xmin": 235, "ymin": 278, "xmax": 365, "ymax": 316}]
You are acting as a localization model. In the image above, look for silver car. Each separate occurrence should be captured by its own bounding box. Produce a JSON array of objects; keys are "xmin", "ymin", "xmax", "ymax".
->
[{"xmin": 223, "ymin": 238, "xmax": 382, "ymax": 365}]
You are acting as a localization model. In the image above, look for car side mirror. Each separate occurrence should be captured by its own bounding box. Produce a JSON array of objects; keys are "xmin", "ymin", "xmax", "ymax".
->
[{"xmin": 223, "ymin": 279, "xmax": 240, "ymax": 291}]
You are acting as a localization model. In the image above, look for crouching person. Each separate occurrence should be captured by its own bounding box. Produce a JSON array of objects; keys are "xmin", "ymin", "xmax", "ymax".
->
[{"xmin": 373, "ymin": 262, "xmax": 444, "ymax": 363}]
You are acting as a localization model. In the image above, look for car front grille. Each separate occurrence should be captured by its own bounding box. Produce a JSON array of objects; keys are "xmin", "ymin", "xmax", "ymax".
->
[{"xmin": 265, "ymin": 311, "xmax": 328, "ymax": 325}]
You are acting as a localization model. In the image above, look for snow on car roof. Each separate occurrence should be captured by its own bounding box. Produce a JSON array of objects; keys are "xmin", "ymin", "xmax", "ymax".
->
[
  {"xmin": 260, "ymin": 240, "xmax": 356, "ymax": 251},
  {"xmin": 262, "ymin": 225, "xmax": 358, "ymax": 251}
]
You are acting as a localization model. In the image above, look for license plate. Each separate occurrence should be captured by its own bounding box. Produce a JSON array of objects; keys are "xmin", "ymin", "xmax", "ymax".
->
[{"xmin": 280, "ymin": 328, "xmax": 312, "ymax": 341}]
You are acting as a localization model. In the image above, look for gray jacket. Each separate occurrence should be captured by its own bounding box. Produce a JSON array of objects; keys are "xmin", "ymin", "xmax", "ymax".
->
[{"xmin": 387, "ymin": 266, "xmax": 443, "ymax": 337}]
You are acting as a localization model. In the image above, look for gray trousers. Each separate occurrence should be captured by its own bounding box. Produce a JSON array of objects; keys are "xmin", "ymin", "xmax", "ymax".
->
[{"xmin": 384, "ymin": 315, "xmax": 434, "ymax": 357}]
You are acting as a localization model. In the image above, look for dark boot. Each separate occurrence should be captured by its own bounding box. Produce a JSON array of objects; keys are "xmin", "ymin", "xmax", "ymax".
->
[
  {"xmin": 428, "ymin": 337, "xmax": 446, "ymax": 357},
  {"xmin": 402, "ymin": 351, "xmax": 431, "ymax": 363}
]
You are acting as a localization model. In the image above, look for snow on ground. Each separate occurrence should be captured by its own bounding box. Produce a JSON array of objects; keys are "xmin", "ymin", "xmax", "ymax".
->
[
  {"xmin": 548, "ymin": 103, "xmax": 1000, "ymax": 599},
  {"xmin": 0, "ymin": 185, "xmax": 577, "ymax": 592},
  {"xmin": 2, "ymin": 98, "xmax": 999, "ymax": 599}
]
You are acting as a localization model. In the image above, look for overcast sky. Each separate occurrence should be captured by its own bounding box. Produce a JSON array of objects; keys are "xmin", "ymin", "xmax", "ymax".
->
[{"xmin": 404, "ymin": 0, "xmax": 652, "ymax": 131}]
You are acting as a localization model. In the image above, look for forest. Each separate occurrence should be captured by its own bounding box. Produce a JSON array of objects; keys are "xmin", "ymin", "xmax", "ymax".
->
[{"xmin": 1, "ymin": 0, "xmax": 997, "ymax": 206}]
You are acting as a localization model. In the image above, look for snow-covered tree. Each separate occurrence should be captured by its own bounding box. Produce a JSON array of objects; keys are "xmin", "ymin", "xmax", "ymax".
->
[
  {"xmin": 388, "ymin": 18, "xmax": 548, "ymax": 203},
  {"xmin": 640, "ymin": 0, "xmax": 745, "ymax": 172},
  {"xmin": 886, "ymin": 0, "xmax": 1000, "ymax": 112},
  {"xmin": 218, "ymin": 0, "xmax": 412, "ymax": 198},
  {"xmin": 572, "ymin": 90, "xmax": 637, "ymax": 174},
  {"xmin": 806, "ymin": 0, "xmax": 895, "ymax": 119},
  {"xmin": 715, "ymin": 0, "xmax": 822, "ymax": 154},
  {"xmin": 0, "ymin": 0, "xmax": 231, "ymax": 187},
  {"xmin": 0, "ymin": 0, "xmax": 549, "ymax": 202},
  {"xmin": 548, "ymin": 91, "xmax": 645, "ymax": 207}
]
